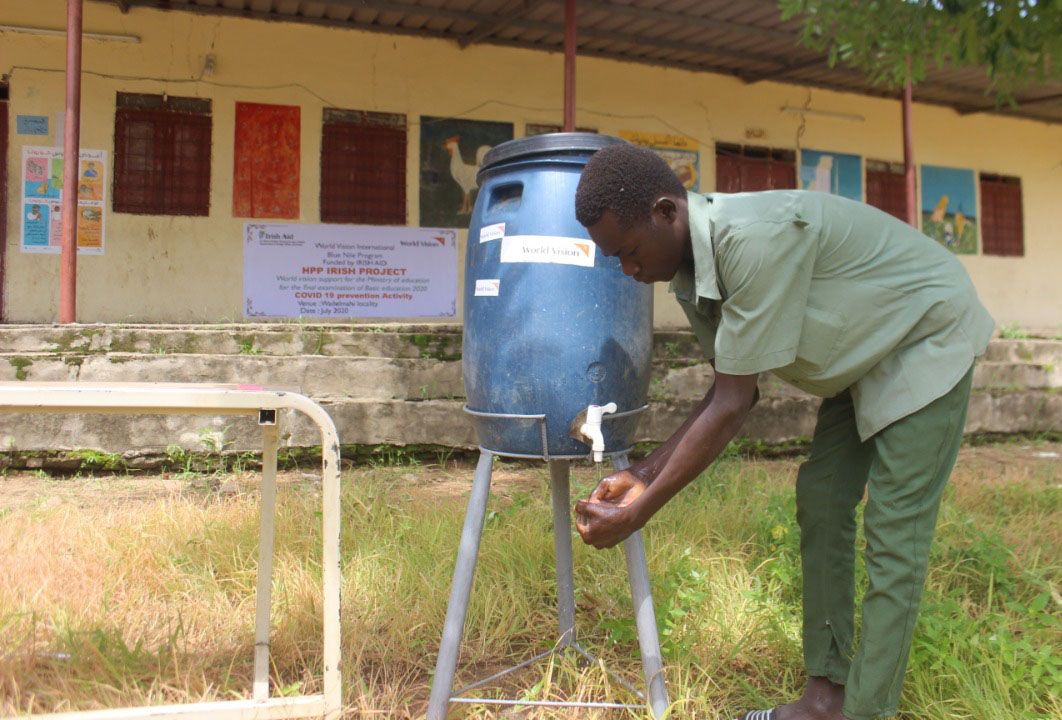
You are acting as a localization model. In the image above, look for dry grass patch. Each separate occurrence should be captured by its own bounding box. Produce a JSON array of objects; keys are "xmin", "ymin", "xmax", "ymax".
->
[{"xmin": 1, "ymin": 444, "xmax": 1059, "ymax": 718}]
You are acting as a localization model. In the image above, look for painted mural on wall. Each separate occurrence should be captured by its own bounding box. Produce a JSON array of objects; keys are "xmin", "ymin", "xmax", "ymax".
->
[
  {"xmin": 800, "ymin": 149, "xmax": 862, "ymax": 201},
  {"xmin": 921, "ymin": 165, "xmax": 978, "ymax": 254},
  {"xmin": 20, "ymin": 146, "xmax": 106, "ymax": 255},
  {"xmin": 619, "ymin": 130, "xmax": 700, "ymax": 192},
  {"xmin": 420, "ymin": 117, "xmax": 514, "ymax": 228}
]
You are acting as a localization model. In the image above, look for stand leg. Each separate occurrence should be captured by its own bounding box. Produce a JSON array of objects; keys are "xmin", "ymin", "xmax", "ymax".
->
[
  {"xmin": 613, "ymin": 454, "xmax": 670, "ymax": 719},
  {"xmin": 253, "ymin": 422, "xmax": 281, "ymax": 701},
  {"xmin": 549, "ymin": 460, "xmax": 576, "ymax": 647},
  {"xmin": 427, "ymin": 451, "xmax": 495, "ymax": 720},
  {"xmin": 320, "ymin": 416, "xmax": 343, "ymax": 717}
]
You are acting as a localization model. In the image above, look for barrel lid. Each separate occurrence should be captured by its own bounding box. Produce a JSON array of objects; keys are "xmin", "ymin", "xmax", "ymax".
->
[{"xmin": 480, "ymin": 133, "xmax": 627, "ymax": 172}]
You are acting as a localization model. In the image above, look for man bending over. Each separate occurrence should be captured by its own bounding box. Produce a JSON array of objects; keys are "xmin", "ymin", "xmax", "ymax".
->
[{"xmin": 572, "ymin": 142, "xmax": 993, "ymax": 720}]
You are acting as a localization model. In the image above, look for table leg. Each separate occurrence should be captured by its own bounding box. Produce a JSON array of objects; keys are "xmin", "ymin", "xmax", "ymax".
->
[
  {"xmin": 253, "ymin": 421, "xmax": 281, "ymax": 701},
  {"xmin": 320, "ymin": 417, "xmax": 343, "ymax": 717}
]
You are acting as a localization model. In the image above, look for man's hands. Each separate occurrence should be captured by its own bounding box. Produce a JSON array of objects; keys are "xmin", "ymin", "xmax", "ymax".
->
[
  {"xmin": 572, "ymin": 370, "xmax": 760, "ymax": 552},
  {"xmin": 574, "ymin": 469, "xmax": 647, "ymax": 549}
]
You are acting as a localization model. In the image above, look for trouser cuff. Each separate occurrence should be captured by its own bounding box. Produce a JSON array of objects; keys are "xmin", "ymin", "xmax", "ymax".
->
[
  {"xmin": 804, "ymin": 665, "xmax": 849, "ymax": 688},
  {"xmin": 841, "ymin": 703, "xmax": 897, "ymax": 720}
]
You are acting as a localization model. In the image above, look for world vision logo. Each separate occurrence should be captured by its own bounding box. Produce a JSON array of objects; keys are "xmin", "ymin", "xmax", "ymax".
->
[
  {"xmin": 399, "ymin": 236, "xmax": 448, "ymax": 248},
  {"xmin": 574, "ymin": 242, "xmax": 591, "ymax": 256}
]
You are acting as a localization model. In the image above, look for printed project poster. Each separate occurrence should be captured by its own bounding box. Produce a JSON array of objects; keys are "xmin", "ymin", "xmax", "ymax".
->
[
  {"xmin": 21, "ymin": 146, "xmax": 106, "ymax": 254},
  {"xmin": 619, "ymin": 130, "xmax": 700, "ymax": 191},
  {"xmin": 244, "ymin": 223, "xmax": 458, "ymax": 319},
  {"xmin": 921, "ymin": 165, "xmax": 978, "ymax": 254},
  {"xmin": 800, "ymin": 149, "xmax": 862, "ymax": 201}
]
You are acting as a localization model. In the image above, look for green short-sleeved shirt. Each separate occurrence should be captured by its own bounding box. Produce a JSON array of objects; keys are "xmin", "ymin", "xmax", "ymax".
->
[{"xmin": 670, "ymin": 190, "xmax": 995, "ymax": 440}]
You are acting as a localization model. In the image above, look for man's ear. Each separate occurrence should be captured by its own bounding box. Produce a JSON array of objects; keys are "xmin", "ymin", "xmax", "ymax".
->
[{"xmin": 651, "ymin": 195, "xmax": 678, "ymax": 224}]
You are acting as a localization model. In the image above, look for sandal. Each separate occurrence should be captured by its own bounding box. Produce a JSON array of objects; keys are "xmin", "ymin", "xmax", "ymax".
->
[{"xmin": 733, "ymin": 711, "xmax": 777, "ymax": 720}]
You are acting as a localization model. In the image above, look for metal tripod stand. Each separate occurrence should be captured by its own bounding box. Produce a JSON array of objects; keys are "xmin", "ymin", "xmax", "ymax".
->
[{"xmin": 427, "ymin": 450, "xmax": 669, "ymax": 718}]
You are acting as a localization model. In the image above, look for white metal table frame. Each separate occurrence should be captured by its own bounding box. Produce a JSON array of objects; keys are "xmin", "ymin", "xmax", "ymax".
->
[{"xmin": 0, "ymin": 382, "xmax": 342, "ymax": 720}]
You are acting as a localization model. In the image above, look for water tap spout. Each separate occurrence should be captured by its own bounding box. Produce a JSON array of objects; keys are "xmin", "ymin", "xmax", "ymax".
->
[{"xmin": 571, "ymin": 402, "xmax": 617, "ymax": 462}]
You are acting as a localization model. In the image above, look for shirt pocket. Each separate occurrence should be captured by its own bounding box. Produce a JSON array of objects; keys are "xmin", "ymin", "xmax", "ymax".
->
[{"xmin": 795, "ymin": 304, "xmax": 845, "ymax": 373}]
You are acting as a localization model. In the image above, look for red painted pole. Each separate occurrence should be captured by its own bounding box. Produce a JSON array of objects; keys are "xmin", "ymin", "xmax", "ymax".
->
[
  {"xmin": 902, "ymin": 62, "xmax": 917, "ymax": 228},
  {"xmin": 60, "ymin": 0, "xmax": 83, "ymax": 323},
  {"xmin": 563, "ymin": 0, "xmax": 576, "ymax": 132}
]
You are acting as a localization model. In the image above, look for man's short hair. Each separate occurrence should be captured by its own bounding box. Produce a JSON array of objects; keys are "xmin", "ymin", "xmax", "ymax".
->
[{"xmin": 575, "ymin": 142, "xmax": 687, "ymax": 228}]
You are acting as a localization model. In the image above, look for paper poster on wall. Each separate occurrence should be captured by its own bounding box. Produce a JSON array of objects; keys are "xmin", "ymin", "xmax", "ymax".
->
[
  {"xmin": 243, "ymin": 223, "xmax": 458, "ymax": 319},
  {"xmin": 21, "ymin": 146, "xmax": 106, "ymax": 254},
  {"xmin": 800, "ymin": 149, "xmax": 862, "ymax": 201},
  {"xmin": 619, "ymin": 130, "xmax": 700, "ymax": 191},
  {"xmin": 16, "ymin": 115, "xmax": 48, "ymax": 135},
  {"xmin": 420, "ymin": 117, "xmax": 514, "ymax": 228},
  {"xmin": 921, "ymin": 165, "xmax": 978, "ymax": 254}
]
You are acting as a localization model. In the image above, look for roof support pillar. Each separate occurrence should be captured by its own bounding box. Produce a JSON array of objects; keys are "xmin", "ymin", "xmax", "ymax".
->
[
  {"xmin": 902, "ymin": 61, "xmax": 917, "ymax": 228},
  {"xmin": 60, "ymin": 0, "xmax": 83, "ymax": 323},
  {"xmin": 563, "ymin": 0, "xmax": 576, "ymax": 131}
]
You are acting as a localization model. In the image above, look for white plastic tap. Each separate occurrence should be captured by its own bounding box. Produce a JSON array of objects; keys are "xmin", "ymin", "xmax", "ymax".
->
[{"xmin": 580, "ymin": 402, "xmax": 617, "ymax": 462}]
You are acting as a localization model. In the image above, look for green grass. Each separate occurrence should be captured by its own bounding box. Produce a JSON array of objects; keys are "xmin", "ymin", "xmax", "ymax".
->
[
  {"xmin": 1, "ymin": 450, "xmax": 1059, "ymax": 718},
  {"xmin": 999, "ymin": 322, "xmax": 1031, "ymax": 340}
]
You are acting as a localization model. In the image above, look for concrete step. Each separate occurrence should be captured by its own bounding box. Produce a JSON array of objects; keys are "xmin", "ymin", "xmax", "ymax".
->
[
  {"xmin": 5, "ymin": 323, "xmax": 1062, "ymax": 369},
  {"xmin": 0, "ymin": 352, "xmax": 463, "ymax": 401},
  {"xmin": 2, "ymin": 390, "xmax": 1059, "ymax": 464},
  {"xmin": 0, "ymin": 323, "xmax": 464, "ymax": 359},
  {"xmin": 974, "ymin": 361, "xmax": 1062, "ymax": 390},
  {"xmin": 4, "ymin": 353, "xmax": 1055, "ymax": 410},
  {"xmin": 982, "ymin": 339, "xmax": 1062, "ymax": 365},
  {"xmin": 647, "ymin": 359, "xmax": 1062, "ymax": 404},
  {"xmin": 2, "ymin": 325, "xmax": 1060, "ymax": 464}
]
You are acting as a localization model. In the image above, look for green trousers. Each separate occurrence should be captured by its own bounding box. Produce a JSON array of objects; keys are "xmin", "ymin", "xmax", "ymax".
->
[{"xmin": 796, "ymin": 364, "xmax": 974, "ymax": 720}]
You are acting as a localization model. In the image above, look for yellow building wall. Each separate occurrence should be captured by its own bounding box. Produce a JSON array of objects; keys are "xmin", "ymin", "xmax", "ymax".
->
[{"xmin": 3, "ymin": 0, "xmax": 1061, "ymax": 327}]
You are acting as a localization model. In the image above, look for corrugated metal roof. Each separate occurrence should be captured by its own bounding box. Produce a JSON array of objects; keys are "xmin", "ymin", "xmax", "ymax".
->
[{"xmin": 106, "ymin": 0, "xmax": 1062, "ymax": 125}]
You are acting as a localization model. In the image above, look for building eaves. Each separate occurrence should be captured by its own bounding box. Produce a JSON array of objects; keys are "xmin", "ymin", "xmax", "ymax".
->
[{"xmin": 100, "ymin": 0, "xmax": 1062, "ymax": 125}]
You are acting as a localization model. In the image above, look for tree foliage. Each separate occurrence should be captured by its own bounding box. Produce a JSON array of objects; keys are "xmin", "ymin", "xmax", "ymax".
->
[{"xmin": 779, "ymin": 0, "xmax": 1062, "ymax": 100}]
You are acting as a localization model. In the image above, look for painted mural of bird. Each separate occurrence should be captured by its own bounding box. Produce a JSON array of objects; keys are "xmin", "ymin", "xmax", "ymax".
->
[
  {"xmin": 445, "ymin": 136, "xmax": 491, "ymax": 215},
  {"xmin": 930, "ymin": 194, "xmax": 949, "ymax": 223}
]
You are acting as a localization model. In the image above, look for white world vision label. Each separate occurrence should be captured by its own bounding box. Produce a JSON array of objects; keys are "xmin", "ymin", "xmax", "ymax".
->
[
  {"xmin": 499, "ymin": 235, "xmax": 595, "ymax": 268},
  {"xmin": 474, "ymin": 279, "xmax": 500, "ymax": 296},
  {"xmin": 479, "ymin": 222, "xmax": 505, "ymax": 243}
]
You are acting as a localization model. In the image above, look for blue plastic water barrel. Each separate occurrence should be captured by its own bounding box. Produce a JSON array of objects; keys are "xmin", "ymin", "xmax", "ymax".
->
[{"xmin": 463, "ymin": 133, "xmax": 653, "ymax": 459}]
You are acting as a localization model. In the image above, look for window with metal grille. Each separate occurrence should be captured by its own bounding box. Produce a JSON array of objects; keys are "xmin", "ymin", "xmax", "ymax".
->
[
  {"xmin": 320, "ymin": 109, "xmax": 406, "ymax": 225},
  {"xmin": 865, "ymin": 160, "xmax": 908, "ymax": 222},
  {"xmin": 113, "ymin": 92, "xmax": 211, "ymax": 216},
  {"xmin": 980, "ymin": 173, "xmax": 1023, "ymax": 256},
  {"xmin": 715, "ymin": 143, "xmax": 796, "ymax": 192}
]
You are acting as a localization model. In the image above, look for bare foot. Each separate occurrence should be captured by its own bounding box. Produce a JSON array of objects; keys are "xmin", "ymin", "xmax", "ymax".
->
[{"xmin": 774, "ymin": 676, "xmax": 846, "ymax": 720}]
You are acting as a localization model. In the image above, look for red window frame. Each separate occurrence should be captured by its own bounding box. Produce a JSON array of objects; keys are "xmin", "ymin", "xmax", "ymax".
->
[
  {"xmin": 320, "ymin": 109, "xmax": 406, "ymax": 225},
  {"xmin": 113, "ymin": 93, "xmax": 211, "ymax": 216},
  {"xmin": 980, "ymin": 173, "xmax": 1023, "ymax": 256},
  {"xmin": 865, "ymin": 159, "xmax": 908, "ymax": 222},
  {"xmin": 715, "ymin": 143, "xmax": 796, "ymax": 192}
]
